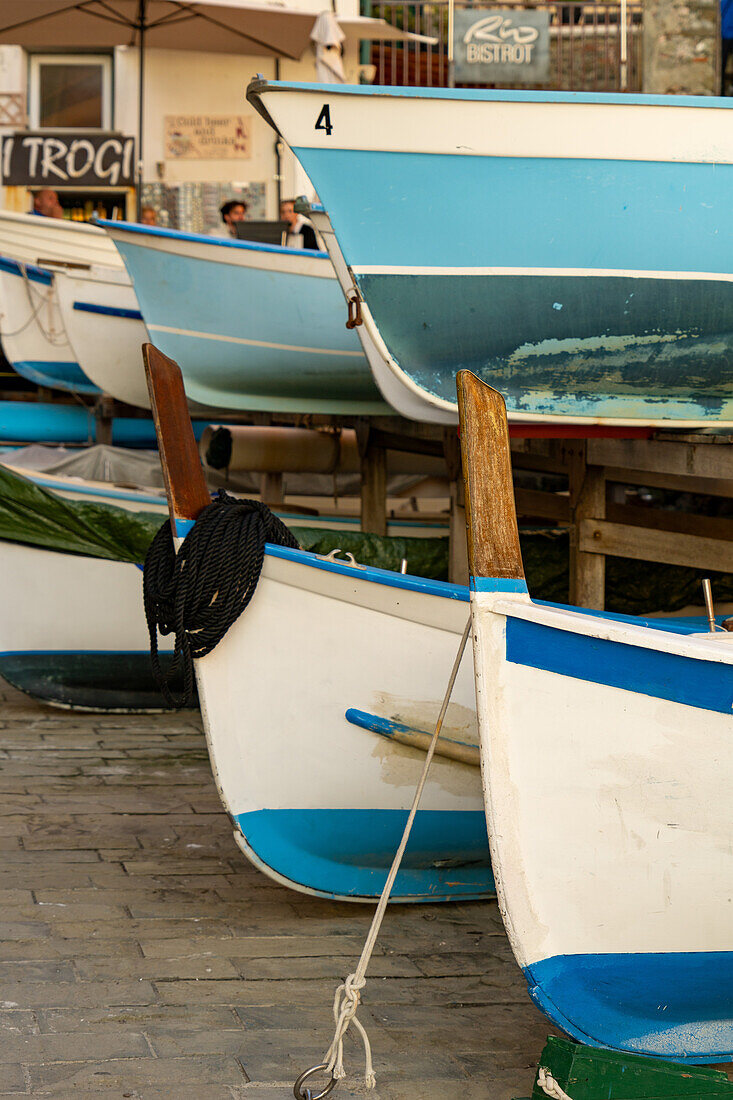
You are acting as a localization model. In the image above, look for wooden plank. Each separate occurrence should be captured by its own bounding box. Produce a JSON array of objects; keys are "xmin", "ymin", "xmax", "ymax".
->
[
  {"xmin": 588, "ymin": 436, "xmax": 733, "ymax": 481},
  {"xmin": 606, "ymin": 502, "xmax": 733, "ymax": 543},
  {"xmin": 514, "ymin": 487, "xmax": 571, "ymax": 523},
  {"xmin": 142, "ymin": 343, "xmax": 210, "ymax": 524},
  {"xmin": 457, "ymin": 371, "xmax": 525, "ymax": 582},
  {"xmin": 578, "ymin": 519, "xmax": 733, "ymax": 573},
  {"xmin": 604, "ymin": 466, "xmax": 733, "ymax": 498}
]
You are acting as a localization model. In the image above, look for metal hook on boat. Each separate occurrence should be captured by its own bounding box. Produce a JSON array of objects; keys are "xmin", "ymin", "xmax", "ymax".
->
[
  {"xmin": 316, "ymin": 548, "xmax": 366, "ymax": 569},
  {"xmin": 345, "ymin": 290, "xmax": 363, "ymax": 329},
  {"xmin": 293, "ymin": 1063, "xmax": 337, "ymax": 1100}
]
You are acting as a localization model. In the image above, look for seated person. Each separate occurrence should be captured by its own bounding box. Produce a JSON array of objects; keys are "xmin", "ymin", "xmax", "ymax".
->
[{"xmin": 280, "ymin": 198, "xmax": 321, "ymax": 250}]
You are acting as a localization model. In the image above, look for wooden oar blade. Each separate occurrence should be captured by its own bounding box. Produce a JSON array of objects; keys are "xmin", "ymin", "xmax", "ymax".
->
[
  {"xmin": 456, "ymin": 370, "xmax": 525, "ymax": 583},
  {"xmin": 142, "ymin": 343, "xmax": 210, "ymax": 527}
]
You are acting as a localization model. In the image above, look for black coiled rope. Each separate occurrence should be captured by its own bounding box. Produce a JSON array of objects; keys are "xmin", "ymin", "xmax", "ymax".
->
[{"xmin": 143, "ymin": 492, "xmax": 299, "ymax": 708}]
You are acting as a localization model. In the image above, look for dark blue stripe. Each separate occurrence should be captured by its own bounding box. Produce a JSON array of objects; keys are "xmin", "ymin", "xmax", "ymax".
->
[
  {"xmin": 526, "ymin": 951, "xmax": 733, "ymax": 1063},
  {"xmin": 0, "ymin": 254, "xmax": 52, "ymax": 285},
  {"xmin": 72, "ymin": 301, "xmax": 143, "ymax": 321},
  {"xmin": 506, "ymin": 616, "xmax": 733, "ymax": 714}
]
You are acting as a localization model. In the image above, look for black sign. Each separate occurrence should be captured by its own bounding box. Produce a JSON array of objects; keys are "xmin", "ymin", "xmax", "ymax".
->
[{"xmin": 1, "ymin": 132, "xmax": 135, "ymax": 188}]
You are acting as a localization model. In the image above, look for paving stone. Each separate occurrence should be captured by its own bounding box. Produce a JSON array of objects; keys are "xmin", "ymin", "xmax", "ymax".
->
[
  {"xmin": 26, "ymin": 1054, "xmax": 248, "ymax": 1092},
  {"xmin": 0, "ymin": 980, "xmax": 157, "ymax": 1009},
  {"xmin": 0, "ymin": 1030, "xmax": 151, "ymax": 1064},
  {"xmin": 0, "ymin": 677, "xmax": 550, "ymax": 1097}
]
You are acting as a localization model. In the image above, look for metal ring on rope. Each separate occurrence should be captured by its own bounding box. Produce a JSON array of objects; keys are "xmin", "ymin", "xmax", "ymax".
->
[{"xmin": 293, "ymin": 1063, "xmax": 337, "ymax": 1100}]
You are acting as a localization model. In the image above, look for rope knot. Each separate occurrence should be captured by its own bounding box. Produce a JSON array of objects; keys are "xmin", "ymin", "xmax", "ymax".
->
[{"xmin": 538, "ymin": 1067, "xmax": 574, "ymax": 1100}]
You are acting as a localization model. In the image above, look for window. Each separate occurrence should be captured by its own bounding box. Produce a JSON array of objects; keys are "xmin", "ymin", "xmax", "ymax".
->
[{"xmin": 29, "ymin": 55, "xmax": 112, "ymax": 130}]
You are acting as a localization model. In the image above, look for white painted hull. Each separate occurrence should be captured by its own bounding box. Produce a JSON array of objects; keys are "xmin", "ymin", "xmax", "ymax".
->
[
  {"xmin": 0, "ymin": 210, "xmax": 124, "ymax": 270},
  {"xmin": 0, "ymin": 540, "xmax": 173, "ymax": 712},
  {"xmin": 52, "ymin": 266, "xmax": 150, "ymax": 408},
  {"xmin": 470, "ymin": 585, "xmax": 733, "ymax": 1060},
  {"xmin": 0, "ymin": 258, "xmax": 85, "ymax": 392},
  {"xmin": 192, "ymin": 544, "xmax": 492, "ymax": 901}
]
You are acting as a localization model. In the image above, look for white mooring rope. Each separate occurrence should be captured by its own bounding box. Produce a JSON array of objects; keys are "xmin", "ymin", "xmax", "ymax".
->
[
  {"xmin": 317, "ymin": 617, "xmax": 473, "ymax": 1092},
  {"xmin": 538, "ymin": 1066, "xmax": 575, "ymax": 1100}
]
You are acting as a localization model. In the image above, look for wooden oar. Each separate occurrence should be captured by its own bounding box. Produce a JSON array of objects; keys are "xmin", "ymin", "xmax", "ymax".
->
[
  {"xmin": 142, "ymin": 343, "xmax": 210, "ymax": 531},
  {"xmin": 345, "ymin": 708, "xmax": 479, "ymax": 767},
  {"xmin": 456, "ymin": 370, "xmax": 525, "ymax": 584}
]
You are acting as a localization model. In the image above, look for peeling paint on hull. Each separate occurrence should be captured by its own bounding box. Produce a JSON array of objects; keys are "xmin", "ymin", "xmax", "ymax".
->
[{"xmin": 357, "ymin": 272, "xmax": 733, "ymax": 421}]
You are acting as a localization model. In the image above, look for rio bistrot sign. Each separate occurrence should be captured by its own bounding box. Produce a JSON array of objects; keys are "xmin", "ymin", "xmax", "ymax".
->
[{"xmin": 453, "ymin": 9, "xmax": 550, "ymax": 84}]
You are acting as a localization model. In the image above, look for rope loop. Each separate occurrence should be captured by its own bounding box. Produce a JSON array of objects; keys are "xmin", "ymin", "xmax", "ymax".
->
[{"xmin": 143, "ymin": 492, "xmax": 299, "ymax": 707}]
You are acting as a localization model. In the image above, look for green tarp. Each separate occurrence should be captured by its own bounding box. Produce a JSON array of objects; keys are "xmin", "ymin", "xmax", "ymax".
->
[
  {"xmin": 2, "ymin": 465, "xmax": 732, "ymax": 616},
  {"xmin": 0, "ymin": 465, "xmax": 163, "ymax": 563}
]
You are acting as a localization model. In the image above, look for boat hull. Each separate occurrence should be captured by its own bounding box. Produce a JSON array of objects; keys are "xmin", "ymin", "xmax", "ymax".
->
[
  {"xmin": 193, "ymin": 543, "xmax": 492, "ymax": 902},
  {"xmin": 101, "ymin": 222, "xmax": 390, "ymax": 415},
  {"xmin": 0, "ymin": 256, "xmax": 98, "ymax": 395},
  {"xmin": 0, "ymin": 540, "xmax": 180, "ymax": 713},
  {"xmin": 471, "ymin": 590, "xmax": 733, "ymax": 1061},
  {"xmin": 52, "ymin": 266, "xmax": 150, "ymax": 409},
  {"xmin": 252, "ymin": 83, "xmax": 733, "ymax": 426}
]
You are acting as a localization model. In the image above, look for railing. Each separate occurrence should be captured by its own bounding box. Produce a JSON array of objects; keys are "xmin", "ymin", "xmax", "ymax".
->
[{"xmin": 370, "ymin": 1, "xmax": 643, "ymax": 92}]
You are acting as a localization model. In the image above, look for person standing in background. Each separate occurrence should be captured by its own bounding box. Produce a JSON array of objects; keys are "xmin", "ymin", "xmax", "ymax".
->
[
  {"xmin": 722, "ymin": 0, "xmax": 733, "ymax": 94},
  {"xmin": 140, "ymin": 206, "xmax": 158, "ymax": 226}
]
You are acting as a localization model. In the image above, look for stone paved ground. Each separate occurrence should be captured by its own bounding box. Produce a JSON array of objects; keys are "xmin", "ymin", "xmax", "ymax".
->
[{"xmin": 0, "ymin": 676, "xmax": 557, "ymax": 1099}]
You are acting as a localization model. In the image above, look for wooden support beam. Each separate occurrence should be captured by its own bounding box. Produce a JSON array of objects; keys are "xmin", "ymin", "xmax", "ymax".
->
[
  {"xmin": 259, "ymin": 471, "xmax": 284, "ymax": 507},
  {"xmin": 94, "ymin": 396, "xmax": 114, "ymax": 446},
  {"xmin": 514, "ymin": 487, "xmax": 571, "ymax": 524},
  {"xmin": 588, "ymin": 436, "xmax": 733, "ymax": 482},
  {"xmin": 567, "ymin": 443, "xmax": 605, "ymax": 610},
  {"xmin": 443, "ymin": 428, "xmax": 468, "ymax": 585},
  {"xmin": 579, "ymin": 519, "xmax": 733, "ymax": 574},
  {"xmin": 359, "ymin": 441, "xmax": 387, "ymax": 536},
  {"xmin": 603, "ymin": 466, "xmax": 733, "ymax": 499}
]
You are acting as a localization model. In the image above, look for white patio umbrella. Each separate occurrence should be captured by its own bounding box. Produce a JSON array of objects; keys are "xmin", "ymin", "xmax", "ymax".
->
[{"xmin": 0, "ymin": 1, "xmax": 434, "ymax": 213}]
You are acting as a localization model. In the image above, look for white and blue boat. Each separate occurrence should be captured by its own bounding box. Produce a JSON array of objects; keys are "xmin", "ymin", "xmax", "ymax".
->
[
  {"xmin": 0, "ymin": 210, "xmax": 137, "ymax": 398},
  {"xmin": 459, "ymin": 370, "xmax": 733, "ymax": 1062},
  {"xmin": 145, "ymin": 343, "xmax": 492, "ymax": 903},
  {"xmin": 0, "ymin": 254, "xmax": 98, "ymax": 395},
  {"xmin": 100, "ymin": 220, "xmax": 391, "ymax": 415},
  {"xmin": 249, "ymin": 82, "xmax": 733, "ymax": 428}
]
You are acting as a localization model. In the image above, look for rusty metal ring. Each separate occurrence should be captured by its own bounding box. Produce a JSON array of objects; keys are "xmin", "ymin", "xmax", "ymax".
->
[{"xmin": 293, "ymin": 1063, "xmax": 337, "ymax": 1100}]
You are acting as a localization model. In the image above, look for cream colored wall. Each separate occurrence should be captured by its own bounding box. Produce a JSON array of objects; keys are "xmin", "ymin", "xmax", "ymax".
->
[{"xmin": 0, "ymin": 2, "xmax": 363, "ymax": 219}]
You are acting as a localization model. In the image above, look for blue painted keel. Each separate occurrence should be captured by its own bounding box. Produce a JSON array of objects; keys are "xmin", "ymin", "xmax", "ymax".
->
[
  {"xmin": 527, "ymin": 952, "xmax": 733, "ymax": 1063},
  {"xmin": 234, "ymin": 808, "xmax": 494, "ymax": 902}
]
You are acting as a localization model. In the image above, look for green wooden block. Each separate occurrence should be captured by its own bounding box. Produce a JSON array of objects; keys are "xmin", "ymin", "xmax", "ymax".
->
[{"xmin": 529, "ymin": 1037, "xmax": 733, "ymax": 1099}]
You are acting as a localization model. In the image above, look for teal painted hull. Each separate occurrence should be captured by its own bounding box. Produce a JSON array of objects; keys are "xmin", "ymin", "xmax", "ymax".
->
[{"xmin": 358, "ymin": 271, "xmax": 733, "ymax": 421}]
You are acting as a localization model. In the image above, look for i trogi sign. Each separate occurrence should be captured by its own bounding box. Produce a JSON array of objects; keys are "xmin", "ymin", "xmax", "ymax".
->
[{"xmin": 453, "ymin": 9, "xmax": 550, "ymax": 84}]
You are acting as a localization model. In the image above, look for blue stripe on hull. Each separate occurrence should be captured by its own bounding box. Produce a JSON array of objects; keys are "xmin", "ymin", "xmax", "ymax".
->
[
  {"xmin": 506, "ymin": 617, "xmax": 733, "ymax": 714},
  {"xmin": 526, "ymin": 952, "xmax": 733, "ymax": 1062},
  {"xmin": 296, "ymin": 150, "xmax": 733, "ymax": 274},
  {"xmin": 12, "ymin": 360, "xmax": 100, "ymax": 395},
  {"xmin": 233, "ymin": 808, "xmax": 493, "ymax": 902},
  {"xmin": 355, "ymin": 272, "xmax": 733, "ymax": 420}
]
